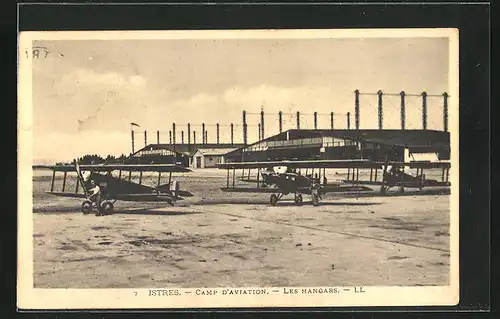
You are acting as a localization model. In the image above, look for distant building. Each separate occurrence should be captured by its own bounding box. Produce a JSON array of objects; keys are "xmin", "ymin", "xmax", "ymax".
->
[
  {"xmin": 130, "ymin": 143, "xmax": 244, "ymax": 167},
  {"xmin": 191, "ymin": 148, "xmax": 238, "ymax": 168},
  {"xmin": 224, "ymin": 129, "xmax": 450, "ymax": 163}
]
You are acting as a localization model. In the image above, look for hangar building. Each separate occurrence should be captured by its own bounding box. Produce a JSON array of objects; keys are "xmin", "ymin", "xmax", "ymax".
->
[
  {"xmin": 224, "ymin": 129, "xmax": 450, "ymax": 163},
  {"xmin": 129, "ymin": 143, "xmax": 243, "ymax": 167},
  {"xmin": 191, "ymin": 148, "xmax": 236, "ymax": 168}
]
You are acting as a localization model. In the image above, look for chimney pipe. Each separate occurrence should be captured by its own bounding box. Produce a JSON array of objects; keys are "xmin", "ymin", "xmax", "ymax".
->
[
  {"xmin": 422, "ymin": 91, "xmax": 428, "ymax": 130},
  {"xmin": 242, "ymin": 111, "xmax": 247, "ymax": 145},
  {"xmin": 443, "ymin": 92, "xmax": 449, "ymax": 132},
  {"xmin": 260, "ymin": 110, "xmax": 265, "ymax": 139},
  {"xmin": 216, "ymin": 123, "xmax": 220, "ymax": 144},
  {"xmin": 377, "ymin": 90, "xmax": 383, "ymax": 130},
  {"xmin": 202, "ymin": 123, "xmax": 205, "ymax": 144},
  {"xmin": 278, "ymin": 111, "xmax": 283, "ymax": 133},
  {"xmin": 354, "ymin": 89, "xmax": 360, "ymax": 130},
  {"xmin": 230, "ymin": 123, "xmax": 234, "ymax": 145}
]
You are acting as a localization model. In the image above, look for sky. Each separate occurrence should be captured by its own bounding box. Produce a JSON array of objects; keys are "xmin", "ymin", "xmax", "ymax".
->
[{"xmin": 30, "ymin": 35, "xmax": 450, "ymax": 163}]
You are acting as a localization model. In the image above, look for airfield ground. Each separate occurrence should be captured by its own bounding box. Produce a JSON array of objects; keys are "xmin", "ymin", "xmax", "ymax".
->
[{"xmin": 30, "ymin": 168, "xmax": 451, "ymax": 288}]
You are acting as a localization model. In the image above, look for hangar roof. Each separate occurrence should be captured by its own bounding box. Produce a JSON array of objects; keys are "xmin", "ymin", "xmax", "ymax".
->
[
  {"xmin": 193, "ymin": 148, "xmax": 239, "ymax": 156},
  {"xmin": 133, "ymin": 143, "xmax": 245, "ymax": 157},
  {"xmin": 251, "ymin": 129, "xmax": 450, "ymax": 149}
]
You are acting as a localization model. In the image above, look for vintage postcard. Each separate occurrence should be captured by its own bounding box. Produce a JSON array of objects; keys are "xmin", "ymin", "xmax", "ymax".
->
[{"xmin": 18, "ymin": 29, "xmax": 459, "ymax": 309}]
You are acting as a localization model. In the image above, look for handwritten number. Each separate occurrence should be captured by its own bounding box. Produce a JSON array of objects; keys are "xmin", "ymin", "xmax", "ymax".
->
[{"xmin": 133, "ymin": 291, "xmax": 137, "ymax": 296}]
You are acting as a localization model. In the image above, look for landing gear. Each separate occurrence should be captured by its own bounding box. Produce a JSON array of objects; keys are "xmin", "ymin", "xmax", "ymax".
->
[
  {"xmin": 294, "ymin": 193, "xmax": 303, "ymax": 204},
  {"xmin": 99, "ymin": 201, "xmax": 114, "ymax": 215},
  {"xmin": 380, "ymin": 184, "xmax": 387, "ymax": 194},
  {"xmin": 270, "ymin": 194, "xmax": 278, "ymax": 206},
  {"xmin": 81, "ymin": 199, "xmax": 114, "ymax": 216},
  {"xmin": 312, "ymin": 193, "xmax": 319, "ymax": 206},
  {"xmin": 81, "ymin": 200, "xmax": 92, "ymax": 214}
]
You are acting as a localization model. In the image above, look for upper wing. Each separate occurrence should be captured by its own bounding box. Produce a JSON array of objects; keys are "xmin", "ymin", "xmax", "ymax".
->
[
  {"xmin": 34, "ymin": 164, "xmax": 192, "ymax": 173},
  {"xmin": 216, "ymin": 159, "xmax": 379, "ymax": 169},
  {"xmin": 216, "ymin": 159, "xmax": 450, "ymax": 170}
]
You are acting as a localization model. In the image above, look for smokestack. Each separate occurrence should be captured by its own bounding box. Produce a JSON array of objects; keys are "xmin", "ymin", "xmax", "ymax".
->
[
  {"xmin": 169, "ymin": 130, "xmax": 172, "ymax": 144},
  {"xmin": 354, "ymin": 89, "xmax": 360, "ymax": 130},
  {"xmin": 181, "ymin": 131, "xmax": 184, "ymax": 144},
  {"xmin": 156, "ymin": 130, "xmax": 160, "ymax": 144},
  {"xmin": 377, "ymin": 90, "xmax": 383, "ymax": 130},
  {"xmin": 278, "ymin": 111, "xmax": 283, "ymax": 133},
  {"xmin": 400, "ymin": 91, "xmax": 406, "ymax": 130},
  {"xmin": 242, "ymin": 111, "xmax": 247, "ymax": 145},
  {"xmin": 296, "ymin": 111, "xmax": 300, "ymax": 129},
  {"xmin": 443, "ymin": 92, "xmax": 449, "ymax": 132},
  {"xmin": 193, "ymin": 131, "xmax": 196, "ymax": 144},
  {"xmin": 347, "ymin": 112, "xmax": 351, "ymax": 129},
  {"xmin": 314, "ymin": 112, "xmax": 318, "ymax": 130},
  {"xmin": 230, "ymin": 123, "xmax": 234, "ymax": 145},
  {"xmin": 258, "ymin": 123, "xmax": 261, "ymax": 140},
  {"xmin": 205, "ymin": 130, "xmax": 208, "ymax": 144},
  {"xmin": 330, "ymin": 112, "xmax": 334, "ymax": 130},
  {"xmin": 216, "ymin": 123, "xmax": 220, "ymax": 144},
  {"xmin": 422, "ymin": 91, "xmax": 427, "ymax": 130},
  {"xmin": 202, "ymin": 123, "xmax": 205, "ymax": 144},
  {"xmin": 260, "ymin": 110, "xmax": 265, "ymax": 139},
  {"xmin": 172, "ymin": 123, "xmax": 176, "ymax": 144},
  {"xmin": 144, "ymin": 130, "xmax": 147, "ymax": 146},
  {"xmin": 187, "ymin": 123, "xmax": 191, "ymax": 144}
]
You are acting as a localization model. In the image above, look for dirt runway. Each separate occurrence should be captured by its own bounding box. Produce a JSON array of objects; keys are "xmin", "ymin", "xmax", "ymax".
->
[{"xmin": 31, "ymin": 168, "xmax": 450, "ymax": 288}]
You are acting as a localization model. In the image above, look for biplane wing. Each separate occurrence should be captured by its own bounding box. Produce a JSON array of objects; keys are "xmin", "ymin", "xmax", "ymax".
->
[
  {"xmin": 217, "ymin": 159, "xmax": 450, "ymax": 170},
  {"xmin": 216, "ymin": 159, "xmax": 378, "ymax": 169},
  {"xmin": 37, "ymin": 163, "xmax": 192, "ymax": 173}
]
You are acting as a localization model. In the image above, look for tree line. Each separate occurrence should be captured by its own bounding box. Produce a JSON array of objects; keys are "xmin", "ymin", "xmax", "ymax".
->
[{"xmin": 68, "ymin": 154, "xmax": 131, "ymax": 165}]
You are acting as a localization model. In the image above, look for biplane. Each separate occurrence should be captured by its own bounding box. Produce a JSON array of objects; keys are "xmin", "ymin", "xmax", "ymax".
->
[
  {"xmin": 216, "ymin": 159, "xmax": 451, "ymax": 206},
  {"xmin": 343, "ymin": 160, "xmax": 451, "ymax": 194},
  {"xmin": 216, "ymin": 160, "xmax": 376, "ymax": 206},
  {"xmin": 37, "ymin": 162, "xmax": 193, "ymax": 215}
]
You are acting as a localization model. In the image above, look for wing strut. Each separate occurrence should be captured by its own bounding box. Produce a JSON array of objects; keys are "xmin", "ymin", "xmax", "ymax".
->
[
  {"xmin": 232, "ymin": 168, "xmax": 236, "ymax": 187},
  {"xmin": 256, "ymin": 168, "xmax": 260, "ymax": 188},
  {"xmin": 50, "ymin": 170, "xmax": 56, "ymax": 192},
  {"xmin": 62, "ymin": 171, "xmax": 67, "ymax": 192}
]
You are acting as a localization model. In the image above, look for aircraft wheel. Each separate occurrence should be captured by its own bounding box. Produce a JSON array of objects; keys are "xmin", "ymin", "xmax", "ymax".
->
[
  {"xmin": 270, "ymin": 194, "xmax": 278, "ymax": 206},
  {"xmin": 81, "ymin": 200, "xmax": 92, "ymax": 214},
  {"xmin": 312, "ymin": 193, "xmax": 320, "ymax": 206},
  {"xmin": 294, "ymin": 194, "xmax": 303, "ymax": 204},
  {"xmin": 100, "ymin": 201, "xmax": 114, "ymax": 215},
  {"xmin": 380, "ymin": 185, "xmax": 387, "ymax": 194}
]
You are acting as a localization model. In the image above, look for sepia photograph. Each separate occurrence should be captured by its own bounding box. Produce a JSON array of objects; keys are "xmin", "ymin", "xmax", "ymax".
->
[{"xmin": 18, "ymin": 29, "xmax": 459, "ymax": 309}]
